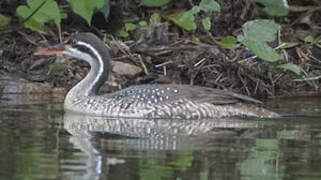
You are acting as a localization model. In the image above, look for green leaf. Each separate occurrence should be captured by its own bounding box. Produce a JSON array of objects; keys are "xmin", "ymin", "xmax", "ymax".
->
[
  {"xmin": 99, "ymin": 0, "xmax": 110, "ymax": 21},
  {"xmin": 0, "ymin": 14, "xmax": 10, "ymax": 29},
  {"xmin": 189, "ymin": 6, "xmax": 201, "ymax": 15},
  {"xmin": 277, "ymin": 63, "xmax": 302, "ymax": 75},
  {"xmin": 139, "ymin": 20, "xmax": 148, "ymax": 27},
  {"xmin": 48, "ymin": 63, "xmax": 69, "ymax": 75},
  {"xmin": 150, "ymin": 13, "xmax": 162, "ymax": 24},
  {"xmin": 22, "ymin": 16, "xmax": 45, "ymax": 33},
  {"xmin": 238, "ymin": 35, "xmax": 281, "ymax": 62},
  {"xmin": 193, "ymin": 36, "xmax": 200, "ymax": 42},
  {"xmin": 217, "ymin": 36, "xmax": 237, "ymax": 48},
  {"xmin": 67, "ymin": 0, "xmax": 104, "ymax": 25},
  {"xmin": 16, "ymin": 0, "xmax": 62, "ymax": 33},
  {"xmin": 26, "ymin": 20, "xmax": 46, "ymax": 34},
  {"xmin": 125, "ymin": 23, "xmax": 136, "ymax": 31},
  {"xmin": 167, "ymin": 11, "xmax": 196, "ymax": 31},
  {"xmin": 202, "ymin": 17, "xmax": 211, "ymax": 31},
  {"xmin": 304, "ymin": 35, "xmax": 314, "ymax": 43},
  {"xmin": 119, "ymin": 29, "xmax": 129, "ymax": 37},
  {"xmin": 199, "ymin": 0, "xmax": 221, "ymax": 13},
  {"xmin": 61, "ymin": 13, "xmax": 68, "ymax": 19},
  {"xmin": 238, "ymin": 19, "xmax": 281, "ymax": 62},
  {"xmin": 252, "ymin": 0, "xmax": 289, "ymax": 16},
  {"xmin": 140, "ymin": 0, "xmax": 171, "ymax": 7},
  {"xmin": 242, "ymin": 19, "xmax": 280, "ymax": 43}
]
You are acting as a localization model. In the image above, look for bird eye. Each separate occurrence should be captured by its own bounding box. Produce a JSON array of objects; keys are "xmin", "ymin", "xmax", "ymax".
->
[{"xmin": 68, "ymin": 39, "xmax": 77, "ymax": 45}]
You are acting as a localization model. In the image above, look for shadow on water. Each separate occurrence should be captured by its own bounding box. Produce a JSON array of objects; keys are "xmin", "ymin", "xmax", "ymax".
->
[{"xmin": 1, "ymin": 95, "xmax": 321, "ymax": 180}]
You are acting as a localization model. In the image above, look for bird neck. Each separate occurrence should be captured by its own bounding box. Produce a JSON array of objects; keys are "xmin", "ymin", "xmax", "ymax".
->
[{"xmin": 68, "ymin": 53, "xmax": 110, "ymax": 97}]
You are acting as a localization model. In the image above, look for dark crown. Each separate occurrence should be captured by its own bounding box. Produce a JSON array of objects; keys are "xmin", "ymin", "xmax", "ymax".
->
[{"xmin": 68, "ymin": 33, "xmax": 111, "ymax": 63}]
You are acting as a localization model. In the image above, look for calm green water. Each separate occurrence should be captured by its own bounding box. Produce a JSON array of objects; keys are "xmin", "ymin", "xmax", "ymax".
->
[{"xmin": 1, "ymin": 94, "xmax": 321, "ymax": 180}]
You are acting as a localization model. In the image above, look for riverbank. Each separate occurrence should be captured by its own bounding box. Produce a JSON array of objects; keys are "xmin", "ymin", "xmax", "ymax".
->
[{"xmin": 1, "ymin": 0, "xmax": 320, "ymax": 100}]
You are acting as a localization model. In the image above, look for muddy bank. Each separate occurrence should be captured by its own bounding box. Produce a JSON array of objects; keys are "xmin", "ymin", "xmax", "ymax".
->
[{"xmin": 1, "ymin": 0, "xmax": 321, "ymax": 100}]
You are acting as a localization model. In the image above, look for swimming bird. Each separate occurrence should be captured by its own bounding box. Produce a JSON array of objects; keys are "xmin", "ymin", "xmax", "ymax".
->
[{"xmin": 35, "ymin": 33, "xmax": 278, "ymax": 119}]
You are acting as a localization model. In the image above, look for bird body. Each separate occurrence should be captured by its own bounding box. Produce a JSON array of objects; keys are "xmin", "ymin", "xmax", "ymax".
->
[{"xmin": 35, "ymin": 33, "xmax": 278, "ymax": 119}]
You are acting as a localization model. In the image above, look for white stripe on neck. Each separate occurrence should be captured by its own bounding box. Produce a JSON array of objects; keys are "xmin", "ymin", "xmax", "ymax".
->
[{"xmin": 77, "ymin": 41, "xmax": 104, "ymax": 95}]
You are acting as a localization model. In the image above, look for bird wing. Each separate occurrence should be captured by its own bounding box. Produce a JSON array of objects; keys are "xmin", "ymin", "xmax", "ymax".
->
[
  {"xmin": 173, "ymin": 85, "xmax": 262, "ymax": 104},
  {"xmin": 107, "ymin": 84, "xmax": 261, "ymax": 105}
]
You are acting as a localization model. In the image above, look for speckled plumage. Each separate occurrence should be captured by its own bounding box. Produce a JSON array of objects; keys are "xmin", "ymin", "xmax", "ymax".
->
[
  {"xmin": 65, "ymin": 83, "xmax": 278, "ymax": 119},
  {"xmin": 42, "ymin": 33, "xmax": 278, "ymax": 119}
]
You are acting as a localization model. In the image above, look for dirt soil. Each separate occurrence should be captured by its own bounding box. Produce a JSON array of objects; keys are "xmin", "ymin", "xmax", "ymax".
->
[{"xmin": 1, "ymin": 0, "xmax": 321, "ymax": 100}]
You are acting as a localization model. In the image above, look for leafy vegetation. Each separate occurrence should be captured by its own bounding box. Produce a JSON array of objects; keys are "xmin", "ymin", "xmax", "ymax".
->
[
  {"xmin": 166, "ymin": 0, "xmax": 220, "ymax": 31},
  {"xmin": 119, "ymin": 22, "xmax": 137, "ymax": 38},
  {"xmin": 277, "ymin": 63, "xmax": 303, "ymax": 75},
  {"xmin": 118, "ymin": 13, "xmax": 162, "ymax": 38},
  {"xmin": 67, "ymin": 0, "xmax": 105, "ymax": 25},
  {"xmin": 0, "ymin": 14, "xmax": 10, "ymax": 29},
  {"xmin": 13, "ymin": 0, "xmax": 305, "ymax": 65},
  {"xmin": 238, "ymin": 19, "xmax": 281, "ymax": 62},
  {"xmin": 252, "ymin": 0, "xmax": 289, "ymax": 16},
  {"xmin": 167, "ymin": 11, "xmax": 197, "ymax": 31},
  {"xmin": 201, "ymin": 17, "xmax": 211, "ymax": 31},
  {"xmin": 217, "ymin": 36, "xmax": 237, "ymax": 48},
  {"xmin": 140, "ymin": 0, "xmax": 172, "ymax": 7},
  {"xmin": 16, "ymin": 0, "xmax": 62, "ymax": 33},
  {"xmin": 7, "ymin": 0, "xmax": 321, "ymax": 96},
  {"xmin": 16, "ymin": 0, "xmax": 109, "ymax": 33},
  {"xmin": 304, "ymin": 35, "xmax": 321, "ymax": 48}
]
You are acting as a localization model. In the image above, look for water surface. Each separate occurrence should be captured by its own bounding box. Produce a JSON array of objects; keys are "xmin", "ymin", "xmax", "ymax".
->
[{"xmin": 1, "ymin": 95, "xmax": 321, "ymax": 180}]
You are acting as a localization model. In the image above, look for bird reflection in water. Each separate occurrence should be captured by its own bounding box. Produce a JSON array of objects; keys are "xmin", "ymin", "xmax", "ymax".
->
[{"xmin": 62, "ymin": 112, "xmax": 268, "ymax": 179}]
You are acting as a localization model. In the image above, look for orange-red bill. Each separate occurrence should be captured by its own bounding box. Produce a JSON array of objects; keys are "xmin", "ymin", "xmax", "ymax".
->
[
  {"xmin": 34, "ymin": 49, "xmax": 64, "ymax": 55},
  {"xmin": 34, "ymin": 44, "xmax": 65, "ymax": 56}
]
